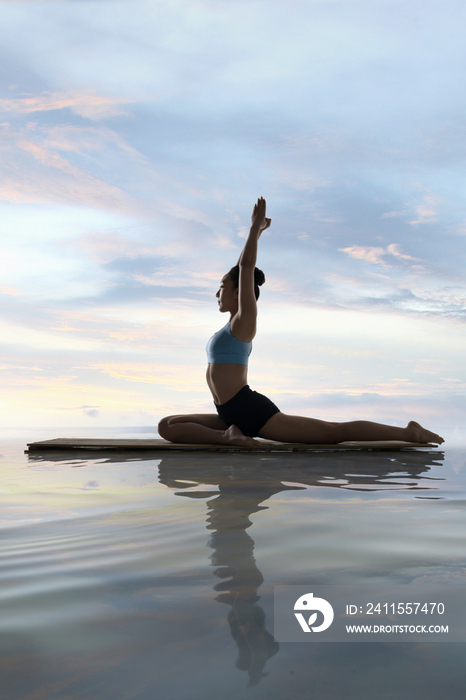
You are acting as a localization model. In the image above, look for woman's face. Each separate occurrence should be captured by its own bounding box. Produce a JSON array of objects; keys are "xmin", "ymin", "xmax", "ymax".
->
[{"xmin": 216, "ymin": 274, "xmax": 238, "ymax": 313}]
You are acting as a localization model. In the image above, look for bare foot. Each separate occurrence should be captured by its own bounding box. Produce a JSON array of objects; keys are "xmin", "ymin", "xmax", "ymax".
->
[
  {"xmin": 406, "ymin": 421, "xmax": 444, "ymax": 444},
  {"xmin": 223, "ymin": 425, "xmax": 262, "ymax": 448}
]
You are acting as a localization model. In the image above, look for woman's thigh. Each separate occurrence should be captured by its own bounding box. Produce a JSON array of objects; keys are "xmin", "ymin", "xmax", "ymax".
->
[{"xmin": 258, "ymin": 412, "xmax": 339, "ymax": 444}]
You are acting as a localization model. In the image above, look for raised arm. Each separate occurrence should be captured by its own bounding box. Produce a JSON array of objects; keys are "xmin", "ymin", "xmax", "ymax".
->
[
  {"xmin": 236, "ymin": 197, "xmax": 271, "ymax": 267},
  {"xmin": 231, "ymin": 197, "xmax": 271, "ymax": 341}
]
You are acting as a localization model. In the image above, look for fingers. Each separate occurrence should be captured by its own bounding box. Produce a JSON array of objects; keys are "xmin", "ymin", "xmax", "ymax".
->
[
  {"xmin": 255, "ymin": 197, "xmax": 266, "ymax": 212},
  {"xmin": 252, "ymin": 196, "xmax": 267, "ymax": 221}
]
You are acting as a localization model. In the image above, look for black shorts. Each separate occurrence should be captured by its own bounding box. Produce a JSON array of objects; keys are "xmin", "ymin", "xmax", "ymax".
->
[{"xmin": 215, "ymin": 385, "xmax": 280, "ymax": 437}]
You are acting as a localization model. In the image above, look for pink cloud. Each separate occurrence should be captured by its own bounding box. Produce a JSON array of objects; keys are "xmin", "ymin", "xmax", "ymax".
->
[
  {"xmin": 340, "ymin": 244, "xmax": 421, "ymax": 267},
  {"xmin": 0, "ymin": 90, "xmax": 134, "ymax": 121},
  {"xmin": 0, "ymin": 122, "xmax": 139, "ymax": 212}
]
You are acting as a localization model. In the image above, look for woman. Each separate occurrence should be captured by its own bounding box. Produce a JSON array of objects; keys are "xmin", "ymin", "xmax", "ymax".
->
[{"xmin": 158, "ymin": 197, "xmax": 444, "ymax": 447}]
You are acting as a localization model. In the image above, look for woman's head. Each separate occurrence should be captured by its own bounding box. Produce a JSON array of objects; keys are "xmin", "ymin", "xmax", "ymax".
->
[{"xmin": 227, "ymin": 265, "xmax": 265, "ymax": 300}]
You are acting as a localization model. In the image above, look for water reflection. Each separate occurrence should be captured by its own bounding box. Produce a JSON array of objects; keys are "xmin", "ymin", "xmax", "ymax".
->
[
  {"xmin": 165, "ymin": 465, "xmax": 284, "ymax": 686},
  {"xmin": 26, "ymin": 447, "xmax": 445, "ymax": 688},
  {"xmin": 28, "ymin": 446, "xmax": 444, "ymax": 494},
  {"xmin": 157, "ymin": 449, "xmax": 444, "ymax": 685}
]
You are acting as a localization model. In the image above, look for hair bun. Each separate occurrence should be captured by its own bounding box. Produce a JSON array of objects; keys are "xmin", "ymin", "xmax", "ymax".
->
[
  {"xmin": 227, "ymin": 264, "xmax": 265, "ymax": 300},
  {"xmin": 254, "ymin": 268, "xmax": 266, "ymax": 286}
]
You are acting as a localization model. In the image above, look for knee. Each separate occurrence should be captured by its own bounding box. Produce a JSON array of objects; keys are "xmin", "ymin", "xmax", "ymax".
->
[{"xmin": 158, "ymin": 415, "xmax": 175, "ymax": 440}]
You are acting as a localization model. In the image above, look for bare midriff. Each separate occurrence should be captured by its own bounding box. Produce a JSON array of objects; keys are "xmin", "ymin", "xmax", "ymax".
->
[{"xmin": 206, "ymin": 363, "xmax": 248, "ymax": 406}]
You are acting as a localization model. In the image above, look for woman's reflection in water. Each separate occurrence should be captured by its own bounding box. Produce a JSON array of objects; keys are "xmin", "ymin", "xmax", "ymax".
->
[
  {"xmin": 160, "ymin": 458, "xmax": 288, "ymax": 685},
  {"xmin": 158, "ymin": 448, "xmax": 443, "ymax": 686},
  {"xmin": 206, "ymin": 470, "xmax": 282, "ymax": 685}
]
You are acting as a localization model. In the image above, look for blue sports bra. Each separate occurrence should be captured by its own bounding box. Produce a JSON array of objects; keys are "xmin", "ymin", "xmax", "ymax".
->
[{"xmin": 206, "ymin": 322, "xmax": 252, "ymax": 365}]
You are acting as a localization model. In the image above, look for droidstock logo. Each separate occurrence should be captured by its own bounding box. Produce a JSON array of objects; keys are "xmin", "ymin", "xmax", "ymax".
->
[{"xmin": 294, "ymin": 592, "xmax": 334, "ymax": 633}]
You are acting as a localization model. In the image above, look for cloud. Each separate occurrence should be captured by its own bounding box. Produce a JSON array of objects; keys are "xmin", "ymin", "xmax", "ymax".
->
[
  {"xmin": 83, "ymin": 407, "xmax": 99, "ymax": 418},
  {"xmin": 0, "ymin": 90, "xmax": 134, "ymax": 120},
  {"xmin": 52, "ymin": 404, "xmax": 100, "ymax": 418},
  {"xmin": 340, "ymin": 246, "xmax": 387, "ymax": 265},
  {"xmin": 339, "ymin": 244, "xmax": 421, "ymax": 268},
  {"xmin": 385, "ymin": 243, "xmax": 419, "ymax": 262},
  {"xmin": 382, "ymin": 186, "xmax": 441, "ymax": 226},
  {"xmin": 89, "ymin": 362, "xmax": 205, "ymax": 392},
  {"xmin": 381, "ymin": 209, "xmax": 409, "ymax": 219},
  {"xmin": 408, "ymin": 187, "xmax": 440, "ymax": 226},
  {"xmin": 82, "ymin": 481, "xmax": 100, "ymax": 489},
  {"xmin": 0, "ymin": 285, "xmax": 21, "ymax": 296},
  {"xmin": 0, "ymin": 122, "xmax": 139, "ymax": 211}
]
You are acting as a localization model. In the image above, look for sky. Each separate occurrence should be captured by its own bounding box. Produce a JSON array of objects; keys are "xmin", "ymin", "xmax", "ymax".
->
[{"xmin": 1, "ymin": 0, "xmax": 465, "ymax": 440}]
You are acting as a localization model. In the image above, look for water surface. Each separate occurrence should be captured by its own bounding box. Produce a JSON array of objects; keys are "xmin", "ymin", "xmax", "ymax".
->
[{"xmin": 1, "ymin": 429, "xmax": 465, "ymax": 699}]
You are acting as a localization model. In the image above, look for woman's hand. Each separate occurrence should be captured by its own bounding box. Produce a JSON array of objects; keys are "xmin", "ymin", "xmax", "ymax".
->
[
  {"xmin": 236, "ymin": 196, "xmax": 270, "ymax": 269},
  {"xmin": 251, "ymin": 197, "xmax": 271, "ymax": 234}
]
